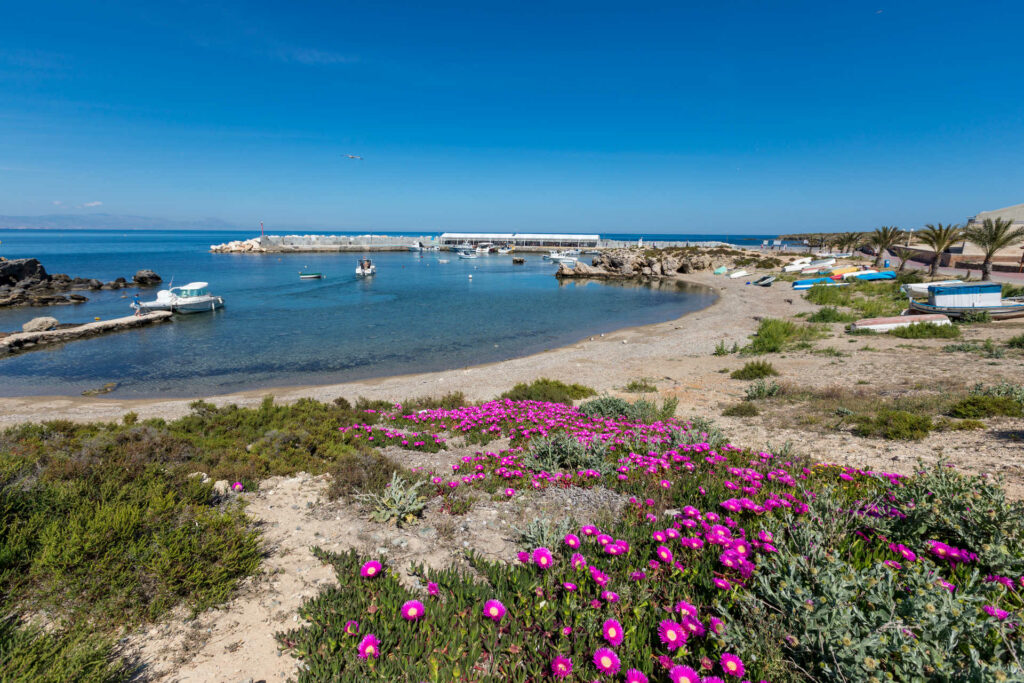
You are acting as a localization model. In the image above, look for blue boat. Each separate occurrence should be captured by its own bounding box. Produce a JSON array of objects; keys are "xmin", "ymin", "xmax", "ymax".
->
[
  {"xmin": 792, "ymin": 277, "xmax": 849, "ymax": 290},
  {"xmin": 906, "ymin": 282, "xmax": 1024, "ymax": 320},
  {"xmin": 852, "ymin": 270, "xmax": 896, "ymax": 281}
]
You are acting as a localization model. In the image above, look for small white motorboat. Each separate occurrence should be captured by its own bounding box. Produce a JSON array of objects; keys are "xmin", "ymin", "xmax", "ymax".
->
[
  {"xmin": 782, "ymin": 257, "xmax": 813, "ymax": 273},
  {"xmin": 751, "ymin": 275, "xmax": 776, "ymax": 287},
  {"xmin": 138, "ymin": 282, "xmax": 224, "ymax": 314},
  {"xmin": 850, "ymin": 314, "xmax": 951, "ymax": 333},
  {"xmin": 457, "ymin": 250, "xmax": 478, "ymax": 259},
  {"xmin": 356, "ymin": 259, "xmax": 376, "ymax": 277},
  {"xmin": 553, "ymin": 256, "xmax": 578, "ymax": 266},
  {"xmin": 728, "ymin": 269, "xmax": 749, "ymax": 279},
  {"xmin": 438, "ymin": 258, "xmax": 450, "ymax": 264},
  {"xmin": 497, "ymin": 247, "xmax": 513, "ymax": 255}
]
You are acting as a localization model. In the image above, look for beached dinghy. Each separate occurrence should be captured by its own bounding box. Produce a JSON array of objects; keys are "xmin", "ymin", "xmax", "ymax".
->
[
  {"xmin": 728, "ymin": 269, "xmax": 749, "ymax": 279},
  {"xmin": 713, "ymin": 266, "xmax": 729, "ymax": 275},
  {"xmin": 782, "ymin": 257, "xmax": 813, "ymax": 273},
  {"xmin": 751, "ymin": 275, "xmax": 776, "ymax": 287},
  {"xmin": 850, "ymin": 314, "xmax": 950, "ymax": 333},
  {"xmin": 793, "ymin": 277, "xmax": 850, "ymax": 290},
  {"xmin": 901, "ymin": 280, "xmax": 962, "ymax": 297},
  {"xmin": 852, "ymin": 270, "xmax": 896, "ymax": 282},
  {"xmin": 906, "ymin": 282, "xmax": 1024, "ymax": 320}
]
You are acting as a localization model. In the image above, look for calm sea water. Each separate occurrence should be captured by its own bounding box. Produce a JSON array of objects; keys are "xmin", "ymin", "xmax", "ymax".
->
[{"xmin": 0, "ymin": 229, "xmax": 721, "ymax": 398}]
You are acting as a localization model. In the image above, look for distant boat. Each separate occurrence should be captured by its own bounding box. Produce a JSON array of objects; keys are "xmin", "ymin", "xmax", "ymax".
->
[
  {"xmin": 728, "ymin": 269, "xmax": 749, "ymax": 279},
  {"xmin": 751, "ymin": 275, "xmax": 775, "ymax": 287},
  {"xmin": 553, "ymin": 256, "xmax": 578, "ymax": 266},
  {"xmin": 299, "ymin": 269, "xmax": 323, "ymax": 280},
  {"xmin": 407, "ymin": 245, "xmax": 422, "ymax": 252},
  {"xmin": 793, "ymin": 277, "xmax": 850, "ymax": 290},
  {"xmin": 138, "ymin": 282, "xmax": 224, "ymax": 314},
  {"xmin": 852, "ymin": 270, "xmax": 896, "ymax": 281},
  {"xmin": 782, "ymin": 257, "xmax": 813, "ymax": 272},
  {"xmin": 438, "ymin": 258, "xmax": 450, "ymax": 264},
  {"xmin": 457, "ymin": 250, "xmax": 478, "ymax": 259},
  {"xmin": 356, "ymin": 259, "xmax": 376, "ymax": 277}
]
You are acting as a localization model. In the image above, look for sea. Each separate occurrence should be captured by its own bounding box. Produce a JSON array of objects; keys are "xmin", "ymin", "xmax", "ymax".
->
[{"xmin": 0, "ymin": 229, "xmax": 775, "ymax": 398}]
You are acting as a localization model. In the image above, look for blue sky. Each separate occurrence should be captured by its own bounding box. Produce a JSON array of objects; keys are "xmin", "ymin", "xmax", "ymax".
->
[{"xmin": 2, "ymin": 1, "xmax": 1023, "ymax": 234}]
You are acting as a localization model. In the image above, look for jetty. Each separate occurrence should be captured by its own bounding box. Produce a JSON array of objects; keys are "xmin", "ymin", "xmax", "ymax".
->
[
  {"xmin": 210, "ymin": 233, "xmax": 735, "ymax": 254},
  {"xmin": 0, "ymin": 311, "xmax": 173, "ymax": 357}
]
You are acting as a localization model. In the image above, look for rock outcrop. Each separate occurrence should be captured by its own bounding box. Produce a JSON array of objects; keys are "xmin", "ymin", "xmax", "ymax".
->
[
  {"xmin": 133, "ymin": 269, "xmax": 162, "ymax": 286},
  {"xmin": 210, "ymin": 238, "xmax": 266, "ymax": 253},
  {"xmin": 555, "ymin": 248, "xmax": 713, "ymax": 280},
  {"xmin": 0, "ymin": 257, "xmax": 160, "ymax": 308},
  {"xmin": 22, "ymin": 316, "xmax": 59, "ymax": 332}
]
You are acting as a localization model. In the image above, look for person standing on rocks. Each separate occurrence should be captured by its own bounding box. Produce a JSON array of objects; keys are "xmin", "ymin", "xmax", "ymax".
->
[{"xmin": 132, "ymin": 293, "xmax": 142, "ymax": 316}]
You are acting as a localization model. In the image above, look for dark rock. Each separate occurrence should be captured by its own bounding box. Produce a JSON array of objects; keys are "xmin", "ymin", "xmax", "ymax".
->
[
  {"xmin": 0, "ymin": 258, "xmax": 48, "ymax": 287},
  {"xmin": 133, "ymin": 269, "xmax": 162, "ymax": 286},
  {"xmin": 69, "ymin": 294, "xmax": 88, "ymax": 303},
  {"xmin": 87, "ymin": 279, "xmax": 103, "ymax": 290}
]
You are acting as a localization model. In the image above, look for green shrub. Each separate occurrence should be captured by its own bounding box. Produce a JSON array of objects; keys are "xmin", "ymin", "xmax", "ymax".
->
[
  {"xmin": 578, "ymin": 395, "xmax": 678, "ymax": 424},
  {"xmin": 730, "ymin": 360, "xmax": 779, "ymax": 380},
  {"xmin": 1007, "ymin": 334, "xmax": 1024, "ymax": 349},
  {"xmin": 971, "ymin": 381, "xmax": 1024, "ymax": 405},
  {"xmin": 499, "ymin": 378, "xmax": 596, "ymax": 403},
  {"xmin": 1002, "ymin": 283, "xmax": 1024, "ymax": 298},
  {"xmin": 578, "ymin": 396, "xmax": 634, "ymax": 419},
  {"xmin": 522, "ymin": 433, "xmax": 611, "ymax": 474},
  {"xmin": 852, "ymin": 409, "xmax": 932, "ymax": 440},
  {"xmin": 327, "ymin": 449, "xmax": 408, "ymax": 498},
  {"xmin": 807, "ymin": 306, "xmax": 857, "ymax": 323},
  {"xmin": 933, "ymin": 417, "xmax": 986, "ymax": 431},
  {"xmin": 713, "ymin": 340, "xmax": 734, "ymax": 356},
  {"xmin": 723, "ymin": 402, "xmax": 760, "ymax": 417},
  {"xmin": 356, "ymin": 473, "xmax": 428, "ymax": 526},
  {"xmin": 959, "ymin": 309, "xmax": 992, "ymax": 324},
  {"xmin": 805, "ymin": 284, "xmax": 852, "ymax": 306},
  {"xmin": 400, "ymin": 392, "xmax": 469, "ymax": 411},
  {"xmin": 743, "ymin": 318, "xmax": 825, "ymax": 354},
  {"xmin": 947, "ymin": 395, "xmax": 1024, "ymax": 419},
  {"xmin": 889, "ymin": 322, "xmax": 961, "ymax": 339},
  {"xmin": 624, "ymin": 377, "xmax": 657, "ymax": 393},
  {"xmin": 513, "ymin": 517, "xmax": 575, "ymax": 549},
  {"xmin": 745, "ymin": 379, "xmax": 781, "ymax": 401}
]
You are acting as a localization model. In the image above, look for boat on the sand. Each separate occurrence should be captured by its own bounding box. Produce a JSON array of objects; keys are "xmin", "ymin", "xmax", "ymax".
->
[
  {"xmin": 751, "ymin": 275, "xmax": 776, "ymax": 287},
  {"xmin": 850, "ymin": 314, "xmax": 950, "ymax": 333},
  {"xmin": 138, "ymin": 282, "xmax": 224, "ymax": 314},
  {"xmin": 793, "ymin": 277, "xmax": 850, "ymax": 290},
  {"xmin": 905, "ymin": 282, "xmax": 1024, "ymax": 319},
  {"xmin": 728, "ymin": 269, "xmax": 749, "ymax": 279},
  {"xmin": 901, "ymin": 280, "xmax": 963, "ymax": 296}
]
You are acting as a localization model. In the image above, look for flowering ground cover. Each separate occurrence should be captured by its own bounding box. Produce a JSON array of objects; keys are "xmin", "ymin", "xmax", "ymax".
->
[{"xmin": 281, "ymin": 398, "xmax": 1024, "ymax": 682}]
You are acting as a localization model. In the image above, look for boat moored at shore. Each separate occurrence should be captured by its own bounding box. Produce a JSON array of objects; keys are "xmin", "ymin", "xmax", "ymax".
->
[{"xmin": 138, "ymin": 282, "xmax": 224, "ymax": 314}]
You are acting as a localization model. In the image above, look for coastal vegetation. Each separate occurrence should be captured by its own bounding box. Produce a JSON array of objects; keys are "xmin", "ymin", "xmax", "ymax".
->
[
  {"xmin": 963, "ymin": 217, "xmax": 1024, "ymax": 281},
  {"xmin": 729, "ymin": 360, "xmax": 779, "ymax": 380},
  {"xmin": 499, "ymin": 378, "xmax": 597, "ymax": 403},
  {"xmin": 0, "ymin": 383, "xmax": 1022, "ymax": 680},
  {"xmin": 624, "ymin": 377, "xmax": 658, "ymax": 393},
  {"xmin": 918, "ymin": 223, "xmax": 964, "ymax": 276},
  {"xmin": 741, "ymin": 318, "xmax": 826, "ymax": 354}
]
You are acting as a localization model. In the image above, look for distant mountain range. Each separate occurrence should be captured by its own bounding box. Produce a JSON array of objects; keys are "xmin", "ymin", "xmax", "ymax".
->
[{"xmin": 0, "ymin": 213, "xmax": 241, "ymax": 230}]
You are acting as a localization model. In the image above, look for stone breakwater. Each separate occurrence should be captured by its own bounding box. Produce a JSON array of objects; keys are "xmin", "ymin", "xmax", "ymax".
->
[
  {"xmin": 555, "ymin": 248, "xmax": 715, "ymax": 280},
  {"xmin": 210, "ymin": 234, "xmax": 439, "ymax": 253},
  {"xmin": 0, "ymin": 258, "xmax": 162, "ymax": 308},
  {"xmin": 0, "ymin": 311, "xmax": 173, "ymax": 357}
]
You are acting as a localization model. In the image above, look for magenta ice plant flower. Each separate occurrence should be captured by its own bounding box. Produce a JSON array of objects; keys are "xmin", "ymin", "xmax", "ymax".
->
[
  {"xmin": 360, "ymin": 560, "xmax": 383, "ymax": 578},
  {"xmin": 602, "ymin": 618, "xmax": 624, "ymax": 646},
  {"xmin": 551, "ymin": 655, "xmax": 573, "ymax": 677},
  {"xmin": 658, "ymin": 620, "xmax": 687, "ymax": 648},
  {"xmin": 483, "ymin": 599, "xmax": 506, "ymax": 622},
  {"xmin": 720, "ymin": 652, "xmax": 745, "ymax": 677},
  {"xmin": 624, "ymin": 669, "xmax": 649, "ymax": 683},
  {"xmin": 532, "ymin": 546, "xmax": 554, "ymax": 569},
  {"xmin": 593, "ymin": 647, "xmax": 621, "ymax": 675},
  {"xmin": 401, "ymin": 599, "xmax": 425, "ymax": 621},
  {"xmin": 357, "ymin": 634, "xmax": 380, "ymax": 659},
  {"xmin": 343, "ymin": 620, "xmax": 359, "ymax": 636},
  {"xmin": 668, "ymin": 664, "xmax": 700, "ymax": 683}
]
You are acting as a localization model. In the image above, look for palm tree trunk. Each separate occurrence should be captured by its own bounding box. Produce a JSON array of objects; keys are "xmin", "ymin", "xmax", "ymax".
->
[
  {"xmin": 929, "ymin": 255, "xmax": 939, "ymax": 277},
  {"xmin": 982, "ymin": 259, "xmax": 992, "ymax": 281}
]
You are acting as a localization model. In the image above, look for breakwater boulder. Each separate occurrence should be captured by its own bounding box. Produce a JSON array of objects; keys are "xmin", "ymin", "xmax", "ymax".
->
[
  {"xmin": 555, "ymin": 248, "xmax": 714, "ymax": 280},
  {"xmin": 22, "ymin": 316, "xmax": 59, "ymax": 332},
  {"xmin": 133, "ymin": 269, "xmax": 162, "ymax": 286},
  {"xmin": 0, "ymin": 311, "xmax": 173, "ymax": 357},
  {"xmin": 210, "ymin": 238, "xmax": 265, "ymax": 253}
]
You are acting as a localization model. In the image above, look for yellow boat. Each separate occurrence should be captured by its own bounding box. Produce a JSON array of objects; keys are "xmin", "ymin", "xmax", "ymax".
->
[{"xmin": 826, "ymin": 266, "xmax": 859, "ymax": 277}]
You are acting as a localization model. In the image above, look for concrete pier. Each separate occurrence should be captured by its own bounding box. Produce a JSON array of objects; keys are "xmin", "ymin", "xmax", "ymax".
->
[{"xmin": 0, "ymin": 311, "xmax": 173, "ymax": 356}]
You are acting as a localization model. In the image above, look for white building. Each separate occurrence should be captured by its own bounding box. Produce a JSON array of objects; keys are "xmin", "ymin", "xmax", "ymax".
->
[{"xmin": 439, "ymin": 232, "xmax": 600, "ymax": 249}]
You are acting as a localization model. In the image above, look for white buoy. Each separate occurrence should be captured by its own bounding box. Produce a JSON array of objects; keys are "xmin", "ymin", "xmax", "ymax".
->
[{"xmin": 468, "ymin": 274, "xmax": 473, "ymax": 279}]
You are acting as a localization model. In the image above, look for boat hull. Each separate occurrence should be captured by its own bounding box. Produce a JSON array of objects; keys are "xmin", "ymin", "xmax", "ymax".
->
[
  {"xmin": 851, "ymin": 314, "xmax": 950, "ymax": 332},
  {"xmin": 907, "ymin": 299, "xmax": 1024, "ymax": 320}
]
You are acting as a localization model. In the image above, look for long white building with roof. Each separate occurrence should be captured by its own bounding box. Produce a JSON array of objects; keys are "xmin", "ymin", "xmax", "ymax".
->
[{"xmin": 439, "ymin": 232, "xmax": 601, "ymax": 248}]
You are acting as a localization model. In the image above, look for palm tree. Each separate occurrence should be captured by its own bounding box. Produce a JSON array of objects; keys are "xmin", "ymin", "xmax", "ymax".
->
[
  {"xmin": 840, "ymin": 232, "xmax": 864, "ymax": 255},
  {"xmin": 917, "ymin": 223, "xmax": 964, "ymax": 276},
  {"xmin": 869, "ymin": 226, "xmax": 904, "ymax": 267},
  {"xmin": 891, "ymin": 246, "xmax": 915, "ymax": 272},
  {"xmin": 964, "ymin": 217, "xmax": 1024, "ymax": 281}
]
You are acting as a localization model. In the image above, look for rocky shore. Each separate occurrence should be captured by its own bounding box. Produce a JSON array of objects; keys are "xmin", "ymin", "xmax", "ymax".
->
[
  {"xmin": 554, "ymin": 247, "xmax": 751, "ymax": 280},
  {"xmin": 0, "ymin": 258, "xmax": 162, "ymax": 308}
]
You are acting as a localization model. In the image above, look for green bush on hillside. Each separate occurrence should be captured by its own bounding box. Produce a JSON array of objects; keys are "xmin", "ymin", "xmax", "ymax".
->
[
  {"xmin": 889, "ymin": 322, "xmax": 961, "ymax": 339},
  {"xmin": 730, "ymin": 360, "xmax": 779, "ymax": 380},
  {"xmin": 499, "ymin": 378, "xmax": 596, "ymax": 403}
]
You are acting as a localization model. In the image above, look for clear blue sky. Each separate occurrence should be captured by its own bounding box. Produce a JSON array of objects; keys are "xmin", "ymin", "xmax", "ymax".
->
[{"xmin": 2, "ymin": 1, "xmax": 1023, "ymax": 233}]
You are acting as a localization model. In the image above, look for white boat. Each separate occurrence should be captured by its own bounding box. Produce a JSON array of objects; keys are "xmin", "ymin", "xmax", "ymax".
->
[
  {"xmin": 496, "ymin": 247, "xmax": 513, "ymax": 255},
  {"xmin": 901, "ymin": 280, "xmax": 963, "ymax": 297},
  {"xmin": 457, "ymin": 250, "xmax": 478, "ymax": 259},
  {"xmin": 138, "ymin": 282, "xmax": 224, "ymax": 314},
  {"xmin": 841, "ymin": 269, "xmax": 876, "ymax": 279},
  {"xmin": 850, "ymin": 314, "xmax": 951, "ymax": 333},
  {"xmin": 782, "ymin": 257, "xmax": 813, "ymax": 273},
  {"xmin": 356, "ymin": 259, "xmax": 376, "ymax": 277},
  {"xmin": 407, "ymin": 244, "xmax": 422, "ymax": 252},
  {"xmin": 562, "ymin": 248, "xmax": 581, "ymax": 256},
  {"xmin": 728, "ymin": 269, "xmax": 749, "ymax": 279},
  {"xmin": 751, "ymin": 275, "xmax": 776, "ymax": 287},
  {"xmin": 475, "ymin": 243, "xmax": 493, "ymax": 254},
  {"xmin": 553, "ymin": 256, "xmax": 578, "ymax": 266},
  {"xmin": 799, "ymin": 258, "xmax": 836, "ymax": 273}
]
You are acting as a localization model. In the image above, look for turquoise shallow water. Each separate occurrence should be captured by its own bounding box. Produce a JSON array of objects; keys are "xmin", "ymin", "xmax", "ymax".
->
[{"xmin": 0, "ymin": 229, "xmax": 717, "ymax": 398}]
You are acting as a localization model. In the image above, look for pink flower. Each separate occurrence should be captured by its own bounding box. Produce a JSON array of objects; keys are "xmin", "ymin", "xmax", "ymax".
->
[
  {"xmin": 602, "ymin": 618, "xmax": 624, "ymax": 646},
  {"xmin": 593, "ymin": 647, "xmax": 621, "ymax": 675},
  {"xmin": 656, "ymin": 545, "xmax": 674, "ymax": 563},
  {"xmin": 483, "ymin": 599, "xmax": 506, "ymax": 622},
  {"xmin": 551, "ymin": 655, "xmax": 573, "ymax": 677},
  {"xmin": 564, "ymin": 534, "xmax": 581, "ymax": 548},
  {"xmin": 713, "ymin": 577, "xmax": 732, "ymax": 590},
  {"xmin": 720, "ymin": 652, "xmax": 745, "ymax": 677},
  {"xmin": 231, "ymin": 481, "xmax": 244, "ymax": 492},
  {"xmin": 668, "ymin": 664, "xmax": 700, "ymax": 683},
  {"xmin": 427, "ymin": 582, "xmax": 439, "ymax": 596},
  {"xmin": 563, "ymin": 582, "xmax": 578, "ymax": 592},
  {"xmin": 983, "ymin": 604, "xmax": 1010, "ymax": 620},
  {"xmin": 658, "ymin": 620, "xmax": 687, "ymax": 648},
  {"xmin": 343, "ymin": 620, "xmax": 359, "ymax": 635},
  {"xmin": 401, "ymin": 599, "xmax": 425, "ymax": 621},
  {"xmin": 532, "ymin": 546, "xmax": 554, "ymax": 569},
  {"xmin": 625, "ymin": 669, "xmax": 649, "ymax": 683},
  {"xmin": 357, "ymin": 634, "xmax": 380, "ymax": 659},
  {"xmin": 360, "ymin": 560, "xmax": 382, "ymax": 578}
]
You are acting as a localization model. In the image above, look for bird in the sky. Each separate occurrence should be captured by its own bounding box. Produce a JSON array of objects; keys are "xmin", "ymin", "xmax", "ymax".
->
[{"xmin": 343, "ymin": 154, "xmax": 363, "ymax": 159}]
